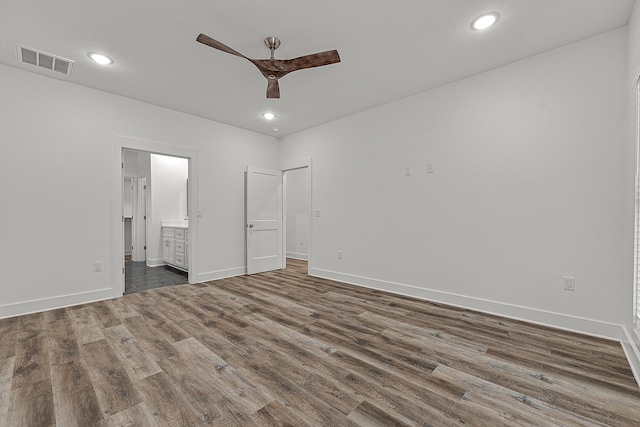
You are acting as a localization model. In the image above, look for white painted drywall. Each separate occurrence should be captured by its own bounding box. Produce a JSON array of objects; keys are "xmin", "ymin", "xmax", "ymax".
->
[
  {"xmin": 280, "ymin": 28, "xmax": 629, "ymax": 339},
  {"xmin": 148, "ymin": 154, "xmax": 188, "ymax": 265},
  {"xmin": 0, "ymin": 63, "xmax": 278, "ymax": 317},
  {"xmin": 285, "ymin": 167, "xmax": 310, "ymax": 260},
  {"xmin": 623, "ymin": 3, "xmax": 640, "ymax": 386}
]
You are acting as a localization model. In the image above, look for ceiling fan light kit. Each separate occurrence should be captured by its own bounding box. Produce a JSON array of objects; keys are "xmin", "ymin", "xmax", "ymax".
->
[{"xmin": 196, "ymin": 34, "xmax": 341, "ymax": 99}]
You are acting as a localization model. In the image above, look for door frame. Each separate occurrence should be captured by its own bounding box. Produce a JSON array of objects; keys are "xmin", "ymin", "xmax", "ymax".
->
[
  {"xmin": 112, "ymin": 135, "xmax": 199, "ymax": 297},
  {"xmin": 281, "ymin": 158, "xmax": 312, "ymax": 270}
]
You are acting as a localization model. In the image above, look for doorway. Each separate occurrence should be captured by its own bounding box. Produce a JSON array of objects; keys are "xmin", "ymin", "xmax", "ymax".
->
[
  {"xmin": 122, "ymin": 149, "xmax": 189, "ymax": 293},
  {"xmin": 113, "ymin": 136, "xmax": 199, "ymax": 298},
  {"xmin": 283, "ymin": 159, "xmax": 312, "ymax": 274},
  {"xmin": 244, "ymin": 158, "xmax": 312, "ymax": 276}
]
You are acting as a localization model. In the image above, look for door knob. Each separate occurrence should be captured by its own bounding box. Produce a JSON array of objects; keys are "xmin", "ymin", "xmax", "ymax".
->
[{"xmin": 248, "ymin": 224, "xmax": 254, "ymax": 228}]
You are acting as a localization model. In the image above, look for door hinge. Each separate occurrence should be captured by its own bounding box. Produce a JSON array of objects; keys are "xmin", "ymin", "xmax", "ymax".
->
[
  {"xmin": 144, "ymin": 215, "xmax": 146, "ymax": 220},
  {"xmin": 122, "ymin": 215, "xmax": 124, "ymax": 222},
  {"xmin": 144, "ymin": 185, "xmax": 147, "ymax": 190},
  {"xmin": 122, "ymin": 267, "xmax": 125, "ymax": 274},
  {"xmin": 121, "ymin": 162, "xmax": 124, "ymax": 169},
  {"xmin": 144, "ymin": 245, "xmax": 146, "ymax": 250}
]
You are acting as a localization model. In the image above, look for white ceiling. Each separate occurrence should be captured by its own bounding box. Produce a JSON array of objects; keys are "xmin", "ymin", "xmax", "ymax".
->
[{"xmin": 0, "ymin": 1, "xmax": 635, "ymax": 137}]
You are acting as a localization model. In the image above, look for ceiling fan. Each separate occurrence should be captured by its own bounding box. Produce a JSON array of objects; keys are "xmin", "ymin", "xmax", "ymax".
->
[{"xmin": 196, "ymin": 34, "xmax": 341, "ymax": 99}]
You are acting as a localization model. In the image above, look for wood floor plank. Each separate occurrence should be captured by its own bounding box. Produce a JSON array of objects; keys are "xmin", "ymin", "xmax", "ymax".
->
[
  {"xmin": 103, "ymin": 324, "xmax": 162, "ymax": 380},
  {"xmin": 134, "ymin": 371, "xmax": 207, "ymax": 427},
  {"xmin": 172, "ymin": 337, "xmax": 275, "ymax": 414},
  {"xmin": 50, "ymin": 360, "xmax": 104, "ymax": 427},
  {"xmin": 249, "ymin": 401, "xmax": 311, "ymax": 427},
  {"xmin": 6, "ymin": 379, "xmax": 55, "ymax": 427},
  {"xmin": 239, "ymin": 332, "xmax": 363, "ymax": 416},
  {"xmin": 79, "ymin": 339, "xmax": 142, "ymax": 417},
  {"xmin": 104, "ymin": 298, "xmax": 140, "ymax": 321},
  {"xmin": 47, "ymin": 317, "xmax": 104, "ymax": 427},
  {"xmin": 237, "ymin": 364, "xmax": 360, "ymax": 427},
  {"xmin": 121, "ymin": 316, "xmax": 178, "ymax": 362},
  {"xmin": 156, "ymin": 354, "xmax": 250, "ymax": 426},
  {"xmin": 67, "ymin": 308, "xmax": 105, "ymax": 345},
  {"xmin": 0, "ymin": 357, "xmax": 15, "ymax": 427},
  {"xmin": 0, "ymin": 317, "xmax": 19, "ymax": 359},
  {"xmin": 107, "ymin": 402, "xmax": 159, "ymax": 427},
  {"xmin": 2, "ymin": 259, "xmax": 640, "ymax": 426},
  {"xmin": 347, "ymin": 399, "xmax": 415, "ymax": 427},
  {"xmin": 12, "ymin": 329, "xmax": 49, "ymax": 388},
  {"xmin": 86, "ymin": 301, "xmax": 121, "ymax": 329}
]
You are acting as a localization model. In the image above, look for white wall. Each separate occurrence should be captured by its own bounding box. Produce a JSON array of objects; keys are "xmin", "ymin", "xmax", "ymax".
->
[
  {"xmin": 623, "ymin": 2, "xmax": 640, "ymax": 385},
  {"xmin": 285, "ymin": 167, "xmax": 310, "ymax": 260},
  {"xmin": 0, "ymin": 63, "xmax": 278, "ymax": 318},
  {"xmin": 148, "ymin": 154, "xmax": 188, "ymax": 264},
  {"xmin": 280, "ymin": 28, "xmax": 629, "ymax": 339}
]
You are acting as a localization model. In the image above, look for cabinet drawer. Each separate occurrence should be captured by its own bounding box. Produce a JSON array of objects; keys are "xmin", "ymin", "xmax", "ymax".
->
[
  {"xmin": 175, "ymin": 240, "xmax": 185, "ymax": 254},
  {"xmin": 174, "ymin": 253, "xmax": 185, "ymax": 267},
  {"xmin": 175, "ymin": 229, "xmax": 185, "ymax": 239},
  {"xmin": 162, "ymin": 228, "xmax": 175, "ymax": 238}
]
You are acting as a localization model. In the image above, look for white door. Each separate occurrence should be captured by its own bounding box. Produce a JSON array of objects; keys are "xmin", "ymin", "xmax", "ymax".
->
[{"xmin": 246, "ymin": 166, "xmax": 283, "ymax": 274}]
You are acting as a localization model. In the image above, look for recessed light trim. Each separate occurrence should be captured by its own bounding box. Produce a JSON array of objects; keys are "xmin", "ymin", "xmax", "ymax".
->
[
  {"xmin": 471, "ymin": 12, "xmax": 499, "ymax": 31},
  {"xmin": 263, "ymin": 112, "xmax": 276, "ymax": 120},
  {"xmin": 88, "ymin": 52, "xmax": 113, "ymax": 65}
]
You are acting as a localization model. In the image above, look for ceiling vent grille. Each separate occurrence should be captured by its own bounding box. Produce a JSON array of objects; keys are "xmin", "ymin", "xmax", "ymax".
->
[{"xmin": 15, "ymin": 44, "xmax": 74, "ymax": 76}]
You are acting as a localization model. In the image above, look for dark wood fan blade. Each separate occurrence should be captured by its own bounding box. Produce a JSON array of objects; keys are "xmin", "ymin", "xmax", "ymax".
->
[
  {"xmin": 196, "ymin": 34, "xmax": 247, "ymax": 59},
  {"xmin": 283, "ymin": 50, "xmax": 340, "ymax": 72},
  {"xmin": 266, "ymin": 79, "xmax": 280, "ymax": 99}
]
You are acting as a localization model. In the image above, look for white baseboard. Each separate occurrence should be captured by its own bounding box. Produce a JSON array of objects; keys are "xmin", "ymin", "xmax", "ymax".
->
[
  {"xmin": 146, "ymin": 258, "xmax": 165, "ymax": 267},
  {"xmin": 622, "ymin": 325, "xmax": 640, "ymax": 388},
  {"xmin": 310, "ymin": 267, "xmax": 622, "ymax": 341},
  {"xmin": 0, "ymin": 288, "xmax": 115, "ymax": 320},
  {"xmin": 286, "ymin": 252, "xmax": 308, "ymax": 261},
  {"xmin": 196, "ymin": 266, "xmax": 246, "ymax": 283}
]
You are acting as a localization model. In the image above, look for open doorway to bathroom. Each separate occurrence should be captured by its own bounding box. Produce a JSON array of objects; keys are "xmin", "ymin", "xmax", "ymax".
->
[{"xmin": 123, "ymin": 148, "xmax": 189, "ymax": 293}]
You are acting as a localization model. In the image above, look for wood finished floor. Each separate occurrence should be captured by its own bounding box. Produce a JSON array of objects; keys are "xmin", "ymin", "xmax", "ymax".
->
[{"xmin": 1, "ymin": 259, "xmax": 639, "ymax": 426}]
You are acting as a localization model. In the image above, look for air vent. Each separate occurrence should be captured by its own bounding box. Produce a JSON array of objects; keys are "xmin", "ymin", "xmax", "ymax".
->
[{"xmin": 15, "ymin": 44, "xmax": 74, "ymax": 76}]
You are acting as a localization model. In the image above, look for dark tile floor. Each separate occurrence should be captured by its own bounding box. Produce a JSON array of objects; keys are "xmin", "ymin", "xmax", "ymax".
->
[{"xmin": 125, "ymin": 260, "xmax": 188, "ymax": 294}]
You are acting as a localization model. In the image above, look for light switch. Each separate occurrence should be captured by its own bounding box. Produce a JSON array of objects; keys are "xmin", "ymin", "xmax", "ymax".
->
[
  {"xmin": 314, "ymin": 209, "xmax": 320, "ymax": 217},
  {"xmin": 427, "ymin": 164, "xmax": 434, "ymax": 174},
  {"xmin": 405, "ymin": 166, "xmax": 413, "ymax": 176}
]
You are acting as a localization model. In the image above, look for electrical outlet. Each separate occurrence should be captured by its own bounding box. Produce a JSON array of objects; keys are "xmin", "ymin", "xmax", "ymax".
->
[
  {"xmin": 337, "ymin": 250, "xmax": 343, "ymax": 260},
  {"xmin": 427, "ymin": 163, "xmax": 434, "ymax": 174},
  {"xmin": 93, "ymin": 261, "xmax": 103, "ymax": 273},
  {"xmin": 405, "ymin": 166, "xmax": 413, "ymax": 176},
  {"xmin": 300, "ymin": 239, "xmax": 304, "ymax": 246},
  {"xmin": 314, "ymin": 209, "xmax": 320, "ymax": 217},
  {"xmin": 563, "ymin": 276, "xmax": 575, "ymax": 291}
]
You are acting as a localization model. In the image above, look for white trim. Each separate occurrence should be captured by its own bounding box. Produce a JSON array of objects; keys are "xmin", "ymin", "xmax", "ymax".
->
[
  {"xmin": 310, "ymin": 267, "xmax": 622, "ymax": 340},
  {"xmin": 0, "ymin": 288, "xmax": 114, "ymax": 320},
  {"xmin": 112, "ymin": 135, "xmax": 199, "ymax": 297},
  {"xmin": 196, "ymin": 267, "xmax": 246, "ymax": 283},
  {"xmin": 622, "ymin": 325, "xmax": 640, "ymax": 388},
  {"xmin": 286, "ymin": 252, "xmax": 309, "ymax": 260},
  {"xmin": 146, "ymin": 258, "xmax": 165, "ymax": 268}
]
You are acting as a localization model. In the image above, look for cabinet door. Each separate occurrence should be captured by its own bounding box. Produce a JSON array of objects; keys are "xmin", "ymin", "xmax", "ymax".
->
[{"xmin": 163, "ymin": 238, "xmax": 175, "ymax": 264}]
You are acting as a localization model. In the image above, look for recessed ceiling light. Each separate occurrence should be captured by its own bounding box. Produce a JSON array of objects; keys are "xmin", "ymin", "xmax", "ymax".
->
[
  {"xmin": 272, "ymin": 127, "xmax": 279, "ymax": 132},
  {"xmin": 88, "ymin": 52, "xmax": 113, "ymax": 65},
  {"xmin": 263, "ymin": 112, "xmax": 276, "ymax": 120},
  {"xmin": 471, "ymin": 12, "xmax": 499, "ymax": 31}
]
